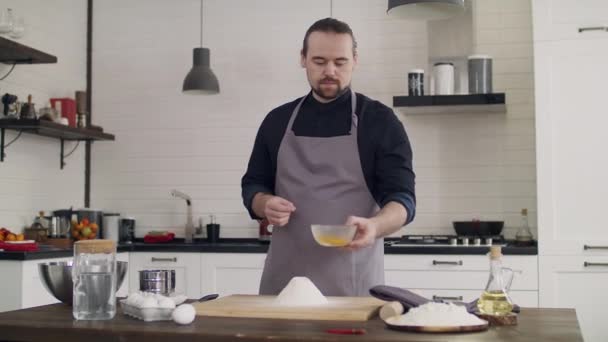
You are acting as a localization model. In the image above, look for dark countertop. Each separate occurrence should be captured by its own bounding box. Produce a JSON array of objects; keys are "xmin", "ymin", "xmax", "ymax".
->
[
  {"xmin": 0, "ymin": 238, "xmax": 538, "ymax": 261},
  {"xmin": 0, "ymin": 304, "xmax": 583, "ymax": 342}
]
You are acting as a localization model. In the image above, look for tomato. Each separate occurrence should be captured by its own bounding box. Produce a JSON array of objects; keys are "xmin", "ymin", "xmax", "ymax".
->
[{"xmin": 81, "ymin": 227, "xmax": 92, "ymax": 237}]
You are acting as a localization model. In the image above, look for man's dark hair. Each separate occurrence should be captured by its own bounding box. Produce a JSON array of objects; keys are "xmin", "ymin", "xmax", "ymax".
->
[{"xmin": 301, "ymin": 18, "xmax": 357, "ymax": 57}]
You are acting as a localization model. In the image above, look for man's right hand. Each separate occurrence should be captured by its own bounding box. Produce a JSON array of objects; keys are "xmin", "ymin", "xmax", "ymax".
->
[{"xmin": 252, "ymin": 193, "xmax": 296, "ymax": 226}]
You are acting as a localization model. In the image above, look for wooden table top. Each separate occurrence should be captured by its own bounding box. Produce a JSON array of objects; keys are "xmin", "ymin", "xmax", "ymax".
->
[{"xmin": 0, "ymin": 304, "xmax": 583, "ymax": 342}]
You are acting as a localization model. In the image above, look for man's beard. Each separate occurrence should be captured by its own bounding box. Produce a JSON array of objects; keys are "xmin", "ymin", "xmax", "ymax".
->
[{"xmin": 312, "ymin": 78, "xmax": 348, "ymax": 101}]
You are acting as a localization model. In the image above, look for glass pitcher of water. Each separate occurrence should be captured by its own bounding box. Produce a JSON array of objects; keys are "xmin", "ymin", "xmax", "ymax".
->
[{"xmin": 73, "ymin": 240, "xmax": 117, "ymax": 320}]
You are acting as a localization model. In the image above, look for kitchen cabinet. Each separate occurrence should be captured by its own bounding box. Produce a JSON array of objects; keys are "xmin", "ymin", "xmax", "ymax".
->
[
  {"xmin": 200, "ymin": 253, "xmax": 265, "ymax": 296},
  {"xmin": 384, "ymin": 255, "xmax": 539, "ymax": 308},
  {"xmin": 198, "ymin": 253, "xmax": 538, "ymax": 305},
  {"xmin": 128, "ymin": 252, "xmax": 201, "ymax": 298},
  {"xmin": 533, "ymin": 2, "xmax": 608, "ymax": 341},
  {"xmin": 533, "ymin": 0, "xmax": 608, "ymax": 256},
  {"xmin": 539, "ymin": 256, "xmax": 608, "ymax": 342},
  {"xmin": 533, "ymin": 0, "xmax": 608, "ymax": 42},
  {"xmin": 0, "ymin": 252, "xmax": 129, "ymax": 312}
]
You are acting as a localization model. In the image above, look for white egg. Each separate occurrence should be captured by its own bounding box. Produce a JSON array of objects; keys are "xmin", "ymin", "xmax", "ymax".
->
[
  {"xmin": 126, "ymin": 293, "xmax": 142, "ymax": 306},
  {"xmin": 134, "ymin": 296, "xmax": 145, "ymax": 307},
  {"xmin": 172, "ymin": 304, "xmax": 196, "ymax": 325},
  {"xmin": 140, "ymin": 297, "xmax": 158, "ymax": 308},
  {"xmin": 158, "ymin": 297, "xmax": 176, "ymax": 309},
  {"xmin": 127, "ymin": 296, "xmax": 137, "ymax": 306}
]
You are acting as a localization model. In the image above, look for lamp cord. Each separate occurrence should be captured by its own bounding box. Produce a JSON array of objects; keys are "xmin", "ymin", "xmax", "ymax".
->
[
  {"xmin": 0, "ymin": 63, "xmax": 16, "ymax": 81},
  {"xmin": 330, "ymin": 0, "xmax": 333, "ymax": 17},
  {"xmin": 64, "ymin": 141, "xmax": 81, "ymax": 159},
  {"xmin": 200, "ymin": 0, "xmax": 203, "ymax": 47},
  {"xmin": 4, "ymin": 131, "xmax": 22, "ymax": 148}
]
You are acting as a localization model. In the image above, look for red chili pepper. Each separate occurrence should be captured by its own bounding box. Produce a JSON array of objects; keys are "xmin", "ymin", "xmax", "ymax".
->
[{"xmin": 326, "ymin": 328, "xmax": 366, "ymax": 335}]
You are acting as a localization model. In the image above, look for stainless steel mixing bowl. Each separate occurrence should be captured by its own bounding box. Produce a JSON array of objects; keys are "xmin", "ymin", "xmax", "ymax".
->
[{"xmin": 38, "ymin": 261, "xmax": 127, "ymax": 305}]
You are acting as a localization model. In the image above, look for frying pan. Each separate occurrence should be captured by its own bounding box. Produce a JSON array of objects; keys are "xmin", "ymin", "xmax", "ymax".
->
[{"xmin": 452, "ymin": 221, "xmax": 504, "ymax": 236}]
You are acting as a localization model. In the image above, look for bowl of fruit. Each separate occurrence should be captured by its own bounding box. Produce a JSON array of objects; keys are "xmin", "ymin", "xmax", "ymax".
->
[
  {"xmin": 0, "ymin": 227, "xmax": 25, "ymax": 243},
  {"xmin": 0, "ymin": 227, "xmax": 38, "ymax": 251},
  {"xmin": 71, "ymin": 218, "xmax": 99, "ymax": 241}
]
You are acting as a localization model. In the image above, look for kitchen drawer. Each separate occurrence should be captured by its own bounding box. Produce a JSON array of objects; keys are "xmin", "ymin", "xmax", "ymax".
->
[
  {"xmin": 201, "ymin": 253, "xmax": 265, "ymax": 296},
  {"xmin": 540, "ymin": 238, "xmax": 608, "ymax": 256},
  {"xmin": 129, "ymin": 252, "xmax": 201, "ymax": 298},
  {"xmin": 384, "ymin": 255, "xmax": 536, "ymax": 271},
  {"xmin": 410, "ymin": 289, "xmax": 538, "ymax": 308},
  {"xmin": 539, "ymin": 255, "xmax": 608, "ymax": 341},
  {"xmin": 384, "ymin": 255, "xmax": 538, "ymax": 290}
]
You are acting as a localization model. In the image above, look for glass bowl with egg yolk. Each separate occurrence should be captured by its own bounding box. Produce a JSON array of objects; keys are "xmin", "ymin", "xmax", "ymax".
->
[{"xmin": 311, "ymin": 224, "xmax": 357, "ymax": 247}]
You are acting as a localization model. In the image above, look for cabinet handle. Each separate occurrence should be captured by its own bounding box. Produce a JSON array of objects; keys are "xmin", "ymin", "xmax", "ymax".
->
[
  {"xmin": 433, "ymin": 295, "xmax": 463, "ymax": 301},
  {"xmin": 432, "ymin": 260, "xmax": 463, "ymax": 266},
  {"xmin": 584, "ymin": 245, "xmax": 608, "ymax": 250},
  {"xmin": 578, "ymin": 26, "xmax": 608, "ymax": 33},
  {"xmin": 584, "ymin": 262, "xmax": 608, "ymax": 267},
  {"xmin": 151, "ymin": 257, "xmax": 177, "ymax": 262}
]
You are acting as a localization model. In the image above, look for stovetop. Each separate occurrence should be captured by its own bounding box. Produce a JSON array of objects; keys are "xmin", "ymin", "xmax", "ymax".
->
[{"xmin": 385, "ymin": 235, "xmax": 507, "ymax": 248}]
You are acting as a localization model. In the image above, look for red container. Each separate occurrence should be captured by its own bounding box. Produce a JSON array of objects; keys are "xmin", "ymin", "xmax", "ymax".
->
[
  {"xmin": 258, "ymin": 218, "xmax": 272, "ymax": 241},
  {"xmin": 50, "ymin": 98, "xmax": 77, "ymax": 127}
]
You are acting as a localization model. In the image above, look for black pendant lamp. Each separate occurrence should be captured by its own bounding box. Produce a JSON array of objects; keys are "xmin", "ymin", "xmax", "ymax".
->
[
  {"xmin": 387, "ymin": 0, "xmax": 465, "ymax": 21},
  {"xmin": 183, "ymin": 0, "xmax": 219, "ymax": 94}
]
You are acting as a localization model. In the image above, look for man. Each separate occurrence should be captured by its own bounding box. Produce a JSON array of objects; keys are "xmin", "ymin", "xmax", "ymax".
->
[{"xmin": 241, "ymin": 18, "xmax": 415, "ymax": 296}]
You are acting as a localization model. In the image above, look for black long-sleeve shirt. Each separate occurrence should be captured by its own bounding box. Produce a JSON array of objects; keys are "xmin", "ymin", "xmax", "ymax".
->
[{"xmin": 241, "ymin": 89, "xmax": 416, "ymax": 224}]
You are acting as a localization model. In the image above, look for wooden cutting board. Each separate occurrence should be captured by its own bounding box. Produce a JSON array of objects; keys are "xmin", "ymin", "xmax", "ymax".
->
[{"xmin": 193, "ymin": 295, "xmax": 385, "ymax": 321}]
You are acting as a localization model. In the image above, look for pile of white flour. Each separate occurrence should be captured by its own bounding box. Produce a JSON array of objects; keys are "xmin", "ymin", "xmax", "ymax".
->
[
  {"xmin": 274, "ymin": 277, "xmax": 328, "ymax": 306},
  {"xmin": 389, "ymin": 302, "xmax": 486, "ymax": 326}
]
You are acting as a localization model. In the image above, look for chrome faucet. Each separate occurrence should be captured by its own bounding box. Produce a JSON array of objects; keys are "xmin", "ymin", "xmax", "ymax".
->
[{"xmin": 171, "ymin": 189, "xmax": 201, "ymax": 243}]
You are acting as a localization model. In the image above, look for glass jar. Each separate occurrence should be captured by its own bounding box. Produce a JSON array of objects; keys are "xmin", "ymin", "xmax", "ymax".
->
[
  {"xmin": 0, "ymin": 9, "xmax": 14, "ymax": 34},
  {"xmin": 72, "ymin": 239, "xmax": 117, "ymax": 320},
  {"xmin": 9, "ymin": 14, "xmax": 25, "ymax": 39}
]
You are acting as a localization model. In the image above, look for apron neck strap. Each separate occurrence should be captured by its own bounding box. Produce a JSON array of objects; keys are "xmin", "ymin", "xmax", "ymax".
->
[{"xmin": 287, "ymin": 88, "xmax": 358, "ymax": 132}]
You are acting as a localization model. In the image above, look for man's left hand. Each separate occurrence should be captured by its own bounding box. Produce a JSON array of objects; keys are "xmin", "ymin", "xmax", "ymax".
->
[{"xmin": 343, "ymin": 216, "xmax": 378, "ymax": 251}]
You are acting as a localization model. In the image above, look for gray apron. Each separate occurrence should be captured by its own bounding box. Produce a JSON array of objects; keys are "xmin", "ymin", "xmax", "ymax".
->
[{"xmin": 259, "ymin": 89, "xmax": 384, "ymax": 297}]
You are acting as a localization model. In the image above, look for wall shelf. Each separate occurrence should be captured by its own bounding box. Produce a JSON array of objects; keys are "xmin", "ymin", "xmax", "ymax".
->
[
  {"xmin": 393, "ymin": 93, "xmax": 506, "ymax": 114},
  {"xmin": 0, "ymin": 119, "xmax": 114, "ymax": 169},
  {"xmin": 0, "ymin": 36, "xmax": 58, "ymax": 64}
]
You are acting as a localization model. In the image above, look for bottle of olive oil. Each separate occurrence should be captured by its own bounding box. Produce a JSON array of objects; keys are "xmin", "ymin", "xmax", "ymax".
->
[
  {"xmin": 477, "ymin": 246, "xmax": 514, "ymax": 315},
  {"xmin": 515, "ymin": 208, "xmax": 534, "ymax": 246}
]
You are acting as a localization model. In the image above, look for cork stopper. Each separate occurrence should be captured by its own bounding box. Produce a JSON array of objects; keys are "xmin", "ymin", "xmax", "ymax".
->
[
  {"xmin": 521, "ymin": 208, "xmax": 528, "ymax": 216},
  {"xmin": 75, "ymin": 239, "xmax": 116, "ymax": 254},
  {"xmin": 489, "ymin": 245, "xmax": 502, "ymax": 260}
]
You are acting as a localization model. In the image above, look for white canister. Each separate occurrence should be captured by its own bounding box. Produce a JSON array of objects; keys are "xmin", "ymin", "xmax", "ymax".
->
[
  {"xmin": 433, "ymin": 62, "xmax": 455, "ymax": 95},
  {"xmin": 102, "ymin": 213, "xmax": 120, "ymax": 242}
]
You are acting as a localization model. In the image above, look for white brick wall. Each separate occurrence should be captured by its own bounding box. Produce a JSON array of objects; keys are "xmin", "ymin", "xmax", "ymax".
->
[
  {"xmin": 0, "ymin": 0, "xmax": 87, "ymax": 232},
  {"xmin": 91, "ymin": 0, "xmax": 536, "ymax": 239},
  {"xmin": 401, "ymin": 0, "xmax": 536, "ymax": 238}
]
